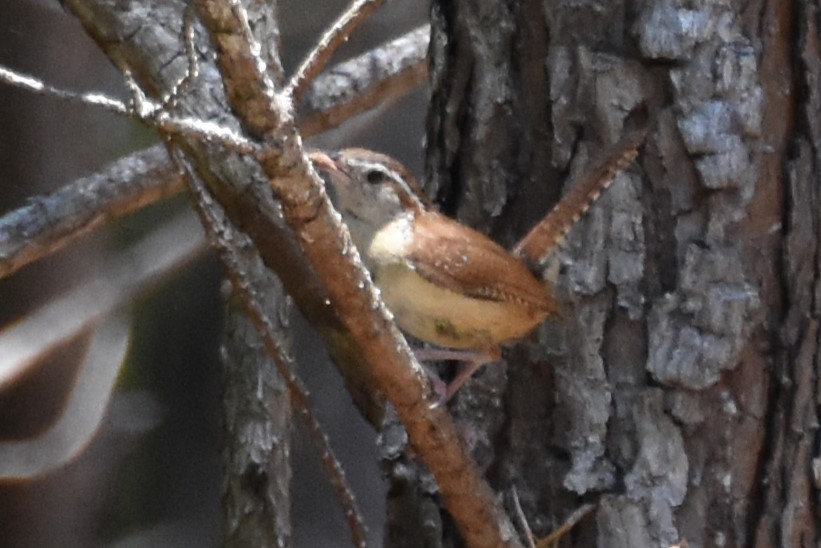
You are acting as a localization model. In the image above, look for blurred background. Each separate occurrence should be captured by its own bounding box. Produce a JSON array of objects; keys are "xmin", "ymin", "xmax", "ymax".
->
[{"xmin": 0, "ymin": 1, "xmax": 427, "ymax": 546}]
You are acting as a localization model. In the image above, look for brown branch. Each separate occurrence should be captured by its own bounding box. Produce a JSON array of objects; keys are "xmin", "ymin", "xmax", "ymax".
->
[
  {"xmin": 298, "ymin": 25, "xmax": 429, "ymax": 136},
  {"xmin": 57, "ymin": 1, "xmax": 389, "ymax": 544},
  {"xmin": 510, "ymin": 487, "xmax": 536, "ymax": 548},
  {"xmin": 193, "ymin": 0, "xmax": 283, "ymax": 136},
  {"xmin": 0, "ymin": 145, "xmax": 183, "ymax": 279},
  {"xmin": 286, "ymin": 0, "xmax": 386, "ymax": 103},
  {"xmin": 0, "ymin": 28, "xmax": 428, "ymax": 281},
  {"xmin": 192, "ymin": 1, "xmax": 521, "ymax": 546},
  {"xmin": 159, "ymin": 5, "xmax": 199, "ymax": 110},
  {"xmin": 172, "ymin": 146, "xmax": 367, "ymax": 547},
  {"xmin": 53, "ymin": 0, "xmax": 516, "ymax": 542},
  {"xmin": 0, "ymin": 65, "xmax": 258, "ymax": 153},
  {"xmin": 534, "ymin": 504, "xmax": 596, "ymax": 548}
]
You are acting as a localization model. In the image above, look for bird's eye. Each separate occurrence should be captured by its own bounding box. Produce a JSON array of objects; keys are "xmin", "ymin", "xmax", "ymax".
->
[{"xmin": 365, "ymin": 169, "xmax": 387, "ymax": 184}]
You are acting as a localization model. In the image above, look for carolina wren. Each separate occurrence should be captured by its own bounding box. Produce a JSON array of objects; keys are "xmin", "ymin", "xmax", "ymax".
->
[{"xmin": 309, "ymin": 125, "xmax": 644, "ymax": 401}]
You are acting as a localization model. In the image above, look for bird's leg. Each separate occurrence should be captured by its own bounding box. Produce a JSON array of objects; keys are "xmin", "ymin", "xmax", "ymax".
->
[{"xmin": 413, "ymin": 347, "xmax": 501, "ymax": 404}]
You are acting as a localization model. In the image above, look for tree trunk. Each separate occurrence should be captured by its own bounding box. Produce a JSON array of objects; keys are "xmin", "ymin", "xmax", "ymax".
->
[
  {"xmin": 3, "ymin": 0, "xmax": 818, "ymax": 546},
  {"xmin": 393, "ymin": 0, "xmax": 813, "ymax": 546}
]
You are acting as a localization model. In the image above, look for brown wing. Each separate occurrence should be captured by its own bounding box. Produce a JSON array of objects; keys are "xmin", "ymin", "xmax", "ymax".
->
[{"xmin": 407, "ymin": 213, "xmax": 557, "ymax": 313}]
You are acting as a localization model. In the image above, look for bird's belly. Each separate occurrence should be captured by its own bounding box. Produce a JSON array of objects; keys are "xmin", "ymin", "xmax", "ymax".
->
[{"xmin": 374, "ymin": 264, "xmax": 546, "ymax": 350}]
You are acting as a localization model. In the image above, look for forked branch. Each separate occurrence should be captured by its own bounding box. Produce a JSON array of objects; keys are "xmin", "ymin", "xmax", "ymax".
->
[
  {"xmin": 192, "ymin": 0, "xmax": 522, "ymax": 545},
  {"xmin": 5, "ymin": 0, "xmax": 520, "ymax": 544},
  {"xmin": 171, "ymin": 147, "xmax": 368, "ymax": 547},
  {"xmin": 0, "ymin": 25, "xmax": 428, "ymax": 281},
  {"xmin": 287, "ymin": 0, "xmax": 386, "ymax": 102}
]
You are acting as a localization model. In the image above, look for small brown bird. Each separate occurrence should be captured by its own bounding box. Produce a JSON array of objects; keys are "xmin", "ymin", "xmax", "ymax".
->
[{"xmin": 310, "ymin": 124, "xmax": 644, "ymax": 401}]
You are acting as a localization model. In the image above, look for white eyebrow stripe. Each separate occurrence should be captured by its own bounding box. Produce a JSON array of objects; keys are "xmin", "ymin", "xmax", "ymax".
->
[{"xmin": 346, "ymin": 158, "xmax": 426, "ymax": 210}]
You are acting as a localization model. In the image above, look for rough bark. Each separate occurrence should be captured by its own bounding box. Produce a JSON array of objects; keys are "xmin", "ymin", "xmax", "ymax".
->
[
  {"xmin": 4, "ymin": 0, "xmax": 818, "ymax": 545},
  {"xmin": 221, "ymin": 244, "xmax": 293, "ymax": 547},
  {"xmin": 59, "ymin": 0, "xmax": 520, "ymax": 545},
  {"xmin": 386, "ymin": 0, "xmax": 816, "ymax": 546},
  {"xmin": 54, "ymin": 1, "xmax": 296, "ymax": 544}
]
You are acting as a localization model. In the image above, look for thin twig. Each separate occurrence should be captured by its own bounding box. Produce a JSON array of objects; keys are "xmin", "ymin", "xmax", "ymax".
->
[
  {"xmin": 171, "ymin": 147, "xmax": 368, "ymax": 548},
  {"xmin": 0, "ymin": 26, "xmax": 428, "ymax": 281},
  {"xmin": 286, "ymin": 0, "xmax": 386, "ymax": 102},
  {"xmin": 510, "ymin": 487, "xmax": 536, "ymax": 548},
  {"xmin": 229, "ymin": 0, "xmax": 279, "ymax": 101},
  {"xmin": 0, "ymin": 65, "xmax": 257, "ymax": 154},
  {"xmin": 161, "ymin": 5, "xmax": 200, "ymax": 111},
  {"xmin": 535, "ymin": 503, "xmax": 596, "ymax": 548},
  {"xmin": 194, "ymin": 0, "xmax": 522, "ymax": 543},
  {"xmin": 298, "ymin": 25, "xmax": 429, "ymax": 136},
  {"xmin": 0, "ymin": 145, "xmax": 183, "ymax": 280},
  {"xmin": 0, "ymin": 64, "xmax": 127, "ymax": 112},
  {"xmin": 0, "ymin": 22, "xmax": 429, "ymax": 149}
]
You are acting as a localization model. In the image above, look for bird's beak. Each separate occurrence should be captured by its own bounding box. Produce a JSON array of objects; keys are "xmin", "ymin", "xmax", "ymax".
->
[{"xmin": 306, "ymin": 150, "xmax": 337, "ymax": 173}]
